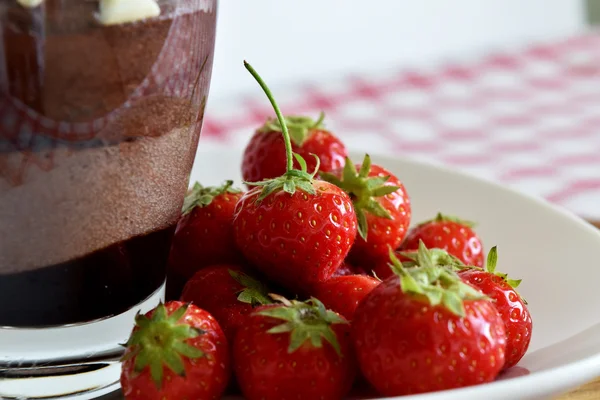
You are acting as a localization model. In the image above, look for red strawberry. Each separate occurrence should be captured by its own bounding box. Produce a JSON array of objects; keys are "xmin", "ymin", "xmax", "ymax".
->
[
  {"xmin": 352, "ymin": 246, "xmax": 506, "ymax": 396},
  {"xmin": 120, "ymin": 301, "xmax": 230, "ymax": 400},
  {"xmin": 242, "ymin": 112, "xmax": 347, "ymax": 184},
  {"xmin": 310, "ymin": 274, "xmax": 380, "ymax": 320},
  {"xmin": 233, "ymin": 296, "xmax": 356, "ymax": 400},
  {"xmin": 168, "ymin": 181, "xmax": 244, "ymax": 280},
  {"xmin": 400, "ymin": 213, "xmax": 484, "ymax": 267},
  {"xmin": 321, "ymin": 154, "xmax": 411, "ymax": 265},
  {"xmin": 180, "ymin": 264, "xmax": 272, "ymax": 342},
  {"xmin": 233, "ymin": 62, "xmax": 357, "ymax": 292},
  {"xmin": 458, "ymin": 247, "xmax": 532, "ymax": 369}
]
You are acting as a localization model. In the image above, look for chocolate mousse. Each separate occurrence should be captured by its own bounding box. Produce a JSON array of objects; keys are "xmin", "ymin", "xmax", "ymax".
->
[{"xmin": 0, "ymin": 0, "xmax": 216, "ymax": 326}]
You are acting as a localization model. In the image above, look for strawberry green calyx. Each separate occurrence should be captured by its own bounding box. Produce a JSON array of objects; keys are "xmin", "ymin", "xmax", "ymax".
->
[
  {"xmin": 485, "ymin": 246, "xmax": 525, "ymax": 298},
  {"xmin": 182, "ymin": 180, "xmax": 240, "ymax": 215},
  {"xmin": 256, "ymin": 295, "xmax": 348, "ymax": 356},
  {"xmin": 122, "ymin": 303, "xmax": 205, "ymax": 388},
  {"xmin": 244, "ymin": 61, "xmax": 322, "ymax": 202},
  {"xmin": 388, "ymin": 242, "xmax": 487, "ymax": 317},
  {"xmin": 320, "ymin": 153, "xmax": 399, "ymax": 240},
  {"xmin": 399, "ymin": 247, "xmax": 466, "ymax": 270},
  {"xmin": 246, "ymin": 153, "xmax": 321, "ymax": 202},
  {"xmin": 418, "ymin": 212, "xmax": 476, "ymax": 228},
  {"xmin": 228, "ymin": 269, "xmax": 273, "ymax": 306},
  {"xmin": 258, "ymin": 112, "xmax": 326, "ymax": 146}
]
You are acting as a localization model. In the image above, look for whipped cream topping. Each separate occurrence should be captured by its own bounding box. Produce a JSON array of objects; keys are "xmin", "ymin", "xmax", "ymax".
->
[
  {"xmin": 98, "ymin": 0, "xmax": 161, "ymax": 25},
  {"xmin": 16, "ymin": 0, "xmax": 43, "ymax": 8}
]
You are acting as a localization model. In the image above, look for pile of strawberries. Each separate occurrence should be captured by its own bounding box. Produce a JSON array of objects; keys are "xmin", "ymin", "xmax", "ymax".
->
[{"xmin": 119, "ymin": 63, "xmax": 533, "ymax": 400}]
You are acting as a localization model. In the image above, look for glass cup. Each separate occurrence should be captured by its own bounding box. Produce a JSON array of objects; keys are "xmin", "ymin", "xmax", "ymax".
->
[{"xmin": 0, "ymin": 0, "xmax": 216, "ymax": 397}]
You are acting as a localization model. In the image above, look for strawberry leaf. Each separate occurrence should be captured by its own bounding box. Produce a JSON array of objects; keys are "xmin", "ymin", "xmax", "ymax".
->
[
  {"xmin": 319, "ymin": 172, "xmax": 343, "ymax": 187},
  {"xmin": 293, "ymin": 152, "xmax": 308, "ymax": 172},
  {"xmin": 257, "ymin": 297, "xmax": 347, "ymax": 356},
  {"xmin": 149, "ymin": 360, "xmax": 163, "ymax": 389},
  {"xmin": 365, "ymin": 176, "xmax": 389, "ymax": 190},
  {"xmin": 388, "ymin": 246, "xmax": 488, "ymax": 317},
  {"xmin": 321, "ymin": 328, "xmax": 342, "ymax": 356},
  {"xmin": 163, "ymin": 348, "xmax": 185, "ymax": 376},
  {"xmin": 371, "ymin": 185, "xmax": 399, "ymax": 197},
  {"xmin": 245, "ymin": 152, "xmax": 318, "ymax": 203},
  {"xmin": 320, "ymin": 154, "xmax": 400, "ymax": 240},
  {"xmin": 399, "ymin": 243, "xmax": 466, "ymax": 270},
  {"xmin": 486, "ymin": 246, "xmax": 498, "ymax": 274},
  {"xmin": 296, "ymin": 180, "xmax": 316, "ymax": 195},
  {"xmin": 135, "ymin": 312, "xmax": 151, "ymax": 329},
  {"xmin": 364, "ymin": 198, "xmax": 391, "ymax": 219},
  {"xmin": 356, "ymin": 209, "xmax": 369, "ymax": 240},
  {"xmin": 358, "ymin": 154, "xmax": 371, "ymax": 177},
  {"xmin": 267, "ymin": 322, "xmax": 294, "ymax": 334},
  {"xmin": 228, "ymin": 269, "xmax": 272, "ymax": 306},
  {"xmin": 122, "ymin": 302, "xmax": 205, "ymax": 389},
  {"xmin": 152, "ymin": 303, "xmax": 168, "ymax": 322},
  {"xmin": 172, "ymin": 341, "xmax": 204, "ymax": 359},
  {"xmin": 483, "ymin": 246, "xmax": 527, "ymax": 303},
  {"xmin": 182, "ymin": 180, "xmax": 240, "ymax": 215},
  {"xmin": 507, "ymin": 278, "xmax": 522, "ymax": 288},
  {"xmin": 442, "ymin": 291, "xmax": 464, "ymax": 316},
  {"xmin": 258, "ymin": 112, "xmax": 325, "ymax": 146},
  {"xmin": 283, "ymin": 180, "xmax": 295, "ymax": 194},
  {"xmin": 416, "ymin": 212, "xmax": 477, "ymax": 228},
  {"xmin": 417, "ymin": 240, "xmax": 435, "ymax": 269}
]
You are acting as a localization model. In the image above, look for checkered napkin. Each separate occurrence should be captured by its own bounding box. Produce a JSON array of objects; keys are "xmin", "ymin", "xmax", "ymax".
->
[{"xmin": 202, "ymin": 33, "xmax": 600, "ymax": 221}]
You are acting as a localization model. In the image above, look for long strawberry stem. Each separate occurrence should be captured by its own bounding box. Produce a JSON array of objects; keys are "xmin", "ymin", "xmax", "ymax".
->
[{"xmin": 244, "ymin": 61, "xmax": 293, "ymax": 173}]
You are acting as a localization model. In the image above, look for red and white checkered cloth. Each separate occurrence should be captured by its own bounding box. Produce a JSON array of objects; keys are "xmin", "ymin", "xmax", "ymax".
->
[{"xmin": 202, "ymin": 33, "xmax": 600, "ymax": 221}]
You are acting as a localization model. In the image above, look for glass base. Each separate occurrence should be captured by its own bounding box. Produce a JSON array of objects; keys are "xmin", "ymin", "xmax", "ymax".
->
[{"xmin": 0, "ymin": 282, "xmax": 165, "ymax": 399}]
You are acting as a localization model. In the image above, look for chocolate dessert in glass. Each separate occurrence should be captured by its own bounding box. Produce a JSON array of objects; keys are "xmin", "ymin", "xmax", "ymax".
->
[{"xmin": 0, "ymin": 0, "xmax": 217, "ymax": 397}]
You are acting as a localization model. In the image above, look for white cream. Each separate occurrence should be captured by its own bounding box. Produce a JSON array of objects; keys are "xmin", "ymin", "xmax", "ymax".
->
[
  {"xmin": 16, "ymin": 0, "xmax": 43, "ymax": 8},
  {"xmin": 98, "ymin": 0, "xmax": 161, "ymax": 26}
]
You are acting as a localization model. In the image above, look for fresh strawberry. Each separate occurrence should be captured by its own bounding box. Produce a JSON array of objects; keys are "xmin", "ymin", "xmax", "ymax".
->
[
  {"xmin": 233, "ymin": 62, "xmax": 357, "ymax": 292},
  {"xmin": 180, "ymin": 264, "xmax": 272, "ymax": 342},
  {"xmin": 321, "ymin": 154, "xmax": 411, "ymax": 265},
  {"xmin": 168, "ymin": 181, "xmax": 244, "ymax": 280},
  {"xmin": 242, "ymin": 112, "xmax": 347, "ymax": 184},
  {"xmin": 352, "ymin": 245, "xmax": 506, "ymax": 396},
  {"xmin": 233, "ymin": 296, "xmax": 356, "ymax": 400},
  {"xmin": 120, "ymin": 301, "xmax": 230, "ymax": 400},
  {"xmin": 400, "ymin": 212, "xmax": 484, "ymax": 267},
  {"xmin": 310, "ymin": 274, "xmax": 380, "ymax": 320},
  {"xmin": 458, "ymin": 247, "xmax": 532, "ymax": 369}
]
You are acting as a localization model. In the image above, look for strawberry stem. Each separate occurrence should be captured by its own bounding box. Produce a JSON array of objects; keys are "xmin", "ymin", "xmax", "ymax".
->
[{"xmin": 244, "ymin": 61, "xmax": 293, "ymax": 173}]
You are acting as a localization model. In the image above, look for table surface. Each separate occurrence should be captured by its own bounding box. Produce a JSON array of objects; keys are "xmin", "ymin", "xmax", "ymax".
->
[
  {"xmin": 560, "ymin": 378, "xmax": 600, "ymax": 400},
  {"xmin": 555, "ymin": 220, "xmax": 600, "ymax": 399}
]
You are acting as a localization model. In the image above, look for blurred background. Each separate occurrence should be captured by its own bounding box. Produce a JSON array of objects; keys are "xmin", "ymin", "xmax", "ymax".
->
[
  {"xmin": 199, "ymin": 0, "xmax": 600, "ymax": 222},
  {"xmin": 210, "ymin": 0, "xmax": 587, "ymax": 98}
]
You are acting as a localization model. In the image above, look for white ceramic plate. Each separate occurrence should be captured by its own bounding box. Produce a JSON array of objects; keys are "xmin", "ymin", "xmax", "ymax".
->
[{"xmin": 190, "ymin": 147, "xmax": 600, "ymax": 400}]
